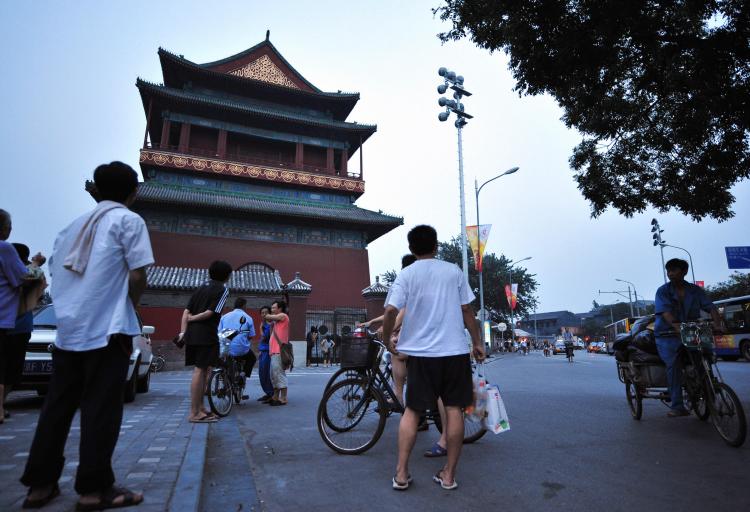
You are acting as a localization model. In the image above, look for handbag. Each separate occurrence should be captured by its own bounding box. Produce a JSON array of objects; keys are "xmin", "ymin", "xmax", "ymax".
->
[
  {"xmin": 272, "ymin": 330, "xmax": 294, "ymax": 370},
  {"xmin": 484, "ymin": 384, "xmax": 511, "ymax": 434},
  {"xmin": 465, "ymin": 363, "xmax": 488, "ymax": 423}
]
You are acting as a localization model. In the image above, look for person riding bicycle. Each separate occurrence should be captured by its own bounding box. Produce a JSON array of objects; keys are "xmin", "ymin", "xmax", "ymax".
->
[
  {"xmin": 562, "ymin": 329, "xmax": 574, "ymax": 360},
  {"xmin": 654, "ymin": 258, "xmax": 724, "ymax": 417},
  {"xmin": 219, "ymin": 297, "xmax": 257, "ymax": 388}
]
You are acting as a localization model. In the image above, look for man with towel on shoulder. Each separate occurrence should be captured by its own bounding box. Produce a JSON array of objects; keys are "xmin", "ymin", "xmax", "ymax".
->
[{"xmin": 20, "ymin": 162, "xmax": 152, "ymax": 511}]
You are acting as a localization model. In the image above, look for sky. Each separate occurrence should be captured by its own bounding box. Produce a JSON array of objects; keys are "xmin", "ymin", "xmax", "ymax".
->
[{"xmin": 1, "ymin": 1, "xmax": 747, "ymax": 315}]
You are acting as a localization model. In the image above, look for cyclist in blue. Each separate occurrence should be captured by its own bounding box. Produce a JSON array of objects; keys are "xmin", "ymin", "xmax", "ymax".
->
[
  {"xmin": 654, "ymin": 258, "xmax": 724, "ymax": 417},
  {"xmin": 219, "ymin": 297, "xmax": 256, "ymax": 386}
]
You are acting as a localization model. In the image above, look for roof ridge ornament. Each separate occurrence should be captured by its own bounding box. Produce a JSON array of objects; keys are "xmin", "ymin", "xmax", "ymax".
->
[{"xmin": 266, "ymin": 29, "xmax": 270, "ymax": 41}]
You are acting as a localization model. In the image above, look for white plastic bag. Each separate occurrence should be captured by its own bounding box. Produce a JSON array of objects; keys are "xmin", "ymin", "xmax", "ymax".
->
[
  {"xmin": 484, "ymin": 384, "xmax": 510, "ymax": 434},
  {"xmin": 465, "ymin": 363, "xmax": 488, "ymax": 423}
]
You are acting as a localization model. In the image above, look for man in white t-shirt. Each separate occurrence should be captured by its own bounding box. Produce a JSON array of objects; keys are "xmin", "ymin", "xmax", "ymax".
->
[
  {"xmin": 21, "ymin": 162, "xmax": 152, "ymax": 510},
  {"xmin": 382, "ymin": 225, "xmax": 484, "ymax": 492}
]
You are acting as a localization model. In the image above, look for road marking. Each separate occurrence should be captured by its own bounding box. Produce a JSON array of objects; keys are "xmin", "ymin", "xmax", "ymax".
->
[
  {"xmin": 138, "ymin": 457, "xmax": 161, "ymax": 463},
  {"xmin": 126, "ymin": 472, "xmax": 153, "ymax": 479},
  {"xmin": 147, "ymin": 446, "xmax": 167, "ymax": 452}
]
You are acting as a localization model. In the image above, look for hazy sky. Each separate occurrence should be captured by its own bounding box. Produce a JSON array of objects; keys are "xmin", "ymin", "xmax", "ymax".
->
[{"xmin": 1, "ymin": 1, "xmax": 747, "ymax": 314}]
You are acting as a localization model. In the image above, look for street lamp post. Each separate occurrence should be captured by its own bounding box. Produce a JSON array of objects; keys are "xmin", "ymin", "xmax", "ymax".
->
[
  {"xmin": 615, "ymin": 278, "xmax": 641, "ymax": 316},
  {"xmin": 509, "ymin": 257, "xmax": 532, "ymax": 341},
  {"xmin": 475, "ymin": 167, "xmax": 519, "ymax": 343},
  {"xmin": 662, "ymin": 243, "xmax": 697, "ymax": 284},
  {"xmin": 437, "ymin": 67, "xmax": 474, "ymax": 282}
]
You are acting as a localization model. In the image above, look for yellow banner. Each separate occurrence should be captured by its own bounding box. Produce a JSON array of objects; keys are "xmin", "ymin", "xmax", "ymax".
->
[{"xmin": 466, "ymin": 224, "xmax": 491, "ymax": 271}]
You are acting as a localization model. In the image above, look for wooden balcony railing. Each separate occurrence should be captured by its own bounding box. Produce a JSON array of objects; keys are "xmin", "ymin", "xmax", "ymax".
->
[{"xmin": 144, "ymin": 143, "xmax": 361, "ymax": 180}]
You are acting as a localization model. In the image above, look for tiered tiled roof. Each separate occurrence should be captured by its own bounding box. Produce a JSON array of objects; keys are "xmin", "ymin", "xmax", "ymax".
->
[
  {"xmin": 136, "ymin": 183, "xmax": 402, "ymax": 240},
  {"xmin": 286, "ymin": 272, "xmax": 312, "ymax": 295},
  {"xmin": 147, "ymin": 265, "xmax": 284, "ymax": 293},
  {"xmin": 361, "ymin": 276, "xmax": 390, "ymax": 298}
]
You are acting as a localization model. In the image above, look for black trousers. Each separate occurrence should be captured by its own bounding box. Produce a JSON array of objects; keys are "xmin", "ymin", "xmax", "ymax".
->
[{"xmin": 20, "ymin": 334, "xmax": 132, "ymax": 494}]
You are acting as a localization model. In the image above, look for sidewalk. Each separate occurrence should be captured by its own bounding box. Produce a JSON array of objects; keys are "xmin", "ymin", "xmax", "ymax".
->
[{"xmin": 0, "ymin": 371, "xmax": 208, "ymax": 512}]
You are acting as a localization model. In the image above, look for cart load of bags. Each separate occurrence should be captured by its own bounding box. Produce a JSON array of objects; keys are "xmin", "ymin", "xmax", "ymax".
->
[{"xmin": 613, "ymin": 315, "xmax": 663, "ymax": 364}]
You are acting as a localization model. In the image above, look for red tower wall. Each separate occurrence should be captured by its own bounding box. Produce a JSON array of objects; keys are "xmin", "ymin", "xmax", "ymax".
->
[{"xmin": 148, "ymin": 231, "xmax": 370, "ymax": 307}]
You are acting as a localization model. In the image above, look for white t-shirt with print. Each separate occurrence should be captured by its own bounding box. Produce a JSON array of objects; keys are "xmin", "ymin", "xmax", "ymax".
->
[
  {"xmin": 50, "ymin": 207, "xmax": 154, "ymax": 351},
  {"xmin": 385, "ymin": 258, "xmax": 474, "ymax": 357}
]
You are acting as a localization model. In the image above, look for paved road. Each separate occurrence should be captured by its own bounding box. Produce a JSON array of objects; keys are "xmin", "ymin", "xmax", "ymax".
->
[{"xmin": 230, "ymin": 353, "xmax": 750, "ymax": 512}]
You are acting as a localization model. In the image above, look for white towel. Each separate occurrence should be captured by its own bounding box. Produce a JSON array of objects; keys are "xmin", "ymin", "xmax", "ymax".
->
[{"xmin": 63, "ymin": 200, "xmax": 125, "ymax": 274}]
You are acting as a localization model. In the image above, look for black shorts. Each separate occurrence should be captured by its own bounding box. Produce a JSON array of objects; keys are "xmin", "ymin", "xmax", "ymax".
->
[
  {"xmin": 0, "ymin": 331, "xmax": 31, "ymax": 386},
  {"xmin": 405, "ymin": 354, "xmax": 473, "ymax": 412},
  {"xmin": 185, "ymin": 344, "xmax": 219, "ymax": 369}
]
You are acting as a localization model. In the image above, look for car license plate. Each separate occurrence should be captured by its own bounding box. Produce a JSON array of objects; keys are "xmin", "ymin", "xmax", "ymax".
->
[{"xmin": 24, "ymin": 360, "xmax": 53, "ymax": 374}]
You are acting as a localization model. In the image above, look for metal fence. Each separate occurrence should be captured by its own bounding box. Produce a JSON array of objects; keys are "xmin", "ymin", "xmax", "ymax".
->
[{"xmin": 304, "ymin": 306, "xmax": 367, "ymax": 365}]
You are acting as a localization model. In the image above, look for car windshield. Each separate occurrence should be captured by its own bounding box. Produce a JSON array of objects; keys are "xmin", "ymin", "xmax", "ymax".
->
[{"xmin": 33, "ymin": 306, "xmax": 57, "ymax": 329}]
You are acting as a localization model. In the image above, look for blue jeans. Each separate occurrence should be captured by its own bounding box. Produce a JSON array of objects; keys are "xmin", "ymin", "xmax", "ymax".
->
[
  {"xmin": 258, "ymin": 350, "xmax": 273, "ymax": 396},
  {"xmin": 655, "ymin": 336, "xmax": 684, "ymax": 410}
]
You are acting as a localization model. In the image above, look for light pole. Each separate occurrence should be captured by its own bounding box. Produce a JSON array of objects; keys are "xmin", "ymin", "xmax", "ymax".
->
[
  {"xmin": 475, "ymin": 167, "xmax": 520, "ymax": 343},
  {"xmin": 509, "ymin": 257, "xmax": 532, "ymax": 341},
  {"xmin": 615, "ymin": 278, "xmax": 641, "ymax": 316},
  {"xmin": 599, "ymin": 289, "xmax": 633, "ymax": 317},
  {"xmin": 662, "ymin": 243, "xmax": 696, "ymax": 284},
  {"xmin": 437, "ymin": 67, "xmax": 473, "ymax": 282},
  {"xmin": 651, "ymin": 219, "xmax": 667, "ymax": 283}
]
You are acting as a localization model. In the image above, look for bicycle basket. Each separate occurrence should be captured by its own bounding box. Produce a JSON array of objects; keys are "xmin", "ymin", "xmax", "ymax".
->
[
  {"xmin": 680, "ymin": 322, "xmax": 714, "ymax": 350},
  {"xmin": 340, "ymin": 336, "xmax": 378, "ymax": 369}
]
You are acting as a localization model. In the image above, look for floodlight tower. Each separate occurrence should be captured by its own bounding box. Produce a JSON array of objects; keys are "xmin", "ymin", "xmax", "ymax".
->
[{"xmin": 437, "ymin": 67, "xmax": 474, "ymax": 282}]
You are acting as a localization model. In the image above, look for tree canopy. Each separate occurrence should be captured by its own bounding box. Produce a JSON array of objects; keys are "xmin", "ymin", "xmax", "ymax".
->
[
  {"xmin": 435, "ymin": 1, "xmax": 750, "ymax": 221},
  {"xmin": 705, "ymin": 272, "xmax": 750, "ymax": 300}
]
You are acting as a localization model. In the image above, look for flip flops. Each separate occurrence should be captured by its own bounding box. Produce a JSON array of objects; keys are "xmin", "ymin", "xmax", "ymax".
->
[
  {"xmin": 423, "ymin": 442, "xmax": 447, "ymax": 458},
  {"xmin": 76, "ymin": 485, "xmax": 143, "ymax": 511},
  {"xmin": 433, "ymin": 471, "xmax": 458, "ymax": 490},
  {"xmin": 189, "ymin": 413, "xmax": 217, "ymax": 423},
  {"xmin": 22, "ymin": 484, "xmax": 60, "ymax": 509},
  {"xmin": 392, "ymin": 474, "xmax": 413, "ymax": 491}
]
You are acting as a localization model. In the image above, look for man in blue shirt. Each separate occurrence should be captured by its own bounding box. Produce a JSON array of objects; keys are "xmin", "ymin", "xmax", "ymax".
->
[
  {"xmin": 219, "ymin": 297, "xmax": 256, "ymax": 382},
  {"xmin": 654, "ymin": 258, "xmax": 724, "ymax": 417}
]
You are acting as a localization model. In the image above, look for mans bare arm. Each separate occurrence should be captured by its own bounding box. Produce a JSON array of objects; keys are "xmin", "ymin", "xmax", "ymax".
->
[
  {"xmin": 381, "ymin": 305, "xmax": 399, "ymax": 355},
  {"xmin": 462, "ymin": 304, "xmax": 485, "ymax": 361},
  {"xmin": 128, "ymin": 267, "xmax": 148, "ymax": 307}
]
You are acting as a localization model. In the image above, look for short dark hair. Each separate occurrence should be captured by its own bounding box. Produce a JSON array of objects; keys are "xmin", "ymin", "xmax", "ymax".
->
[
  {"xmin": 209, "ymin": 260, "xmax": 232, "ymax": 282},
  {"xmin": 401, "ymin": 254, "xmax": 417, "ymax": 269},
  {"xmin": 93, "ymin": 161, "xmax": 139, "ymax": 203},
  {"xmin": 233, "ymin": 297, "xmax": 247, "ymax": 309},
  {"xmin": 272, "ymin": 300, "xmax": 287, "ymax": 313},
  {"xmin": 0, "ymin": 209, "xmax": 10, "ymax": 230},
  {"xmin": 407, "ymin": 225, "xmax": 438, "ymax": 256},
  {"xmin": 260, "ymin": 305, "xmax": 271, "ymax": 315},
  {"xmin": 665, "ymin": 258, "xmax": 689, "ymax": 272},
  {"xmin": 309, "ymin": 325, "xmax": 318, "ymax": 333},
  {"xmin": 12, "ymin": 243, "xmax": 30, "ymax": 264}
]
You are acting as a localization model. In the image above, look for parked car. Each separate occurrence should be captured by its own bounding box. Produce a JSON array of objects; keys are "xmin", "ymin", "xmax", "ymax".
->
[
  {"xmin": 553, "ymin": 340, "xmax": 566, "ymax": 355},
  {"xmin": 588, "ymin": 341, "xmax": 607, "ymax": 353},
  {"xmin": 19, "ymin": 305, "xmax": 154, "ymax": 403}
]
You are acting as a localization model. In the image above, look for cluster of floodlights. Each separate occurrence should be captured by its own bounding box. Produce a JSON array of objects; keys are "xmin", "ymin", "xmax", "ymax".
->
[
  {"xmin": 651, "ymin": 218, "xmax": 665, "ymax": 246},
  {"xmin": 437, "ymin": 67, "xmax": 473, "ymax": 127}
]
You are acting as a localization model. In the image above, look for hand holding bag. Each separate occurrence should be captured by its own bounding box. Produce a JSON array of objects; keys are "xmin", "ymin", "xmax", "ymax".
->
[{"xmin": 465, "ymin": 363, "xmax": 488, "ymax": 423}]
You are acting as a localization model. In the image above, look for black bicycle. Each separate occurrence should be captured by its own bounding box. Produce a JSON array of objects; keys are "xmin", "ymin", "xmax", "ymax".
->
[
  {"xmin": 617, "ymin": 321, "xmax": 746, "ymax": 447},
  {"xmin": 317, "ymin": 329, "xmax": 486, "ymax": 455},
  {"xmin": 207, "ymin": 329, "xmax": 248, "ymax": 417}
]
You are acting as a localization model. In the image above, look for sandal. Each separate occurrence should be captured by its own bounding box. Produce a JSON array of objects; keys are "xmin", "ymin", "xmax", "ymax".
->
[
  {"xmin": 22, "ymin": 484, "xmax": 60, "ymax": 509},
  {"xmin": 189, "ymin": 414, "xmax": 217, "ymax": 423},
  {"xmin": 433, "ymin": 470, "xmax": 458, "ymax": 490},
  {"xmin": 391, "ymin": 474, "xmax": 412, "ymax": 491},
  {"xmin": 423, "ymin": 442, "xmax": 447, "ymax": 458},
  {"xmin": 76, "ymin": 485, "xmax": 143, "ymax": 511}
]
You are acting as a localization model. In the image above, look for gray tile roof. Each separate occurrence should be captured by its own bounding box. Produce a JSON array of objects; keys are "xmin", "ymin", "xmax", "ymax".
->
[
  {"xmin": 136, "ymin": 182, "xmax": 403, "ymax": 227},
  {"xmin": 362, "ymin": 276, "xmax": 389, "ymax": 297},
  {"xmin": 286, "ymin": 272, "xmax": 312, "ymax": 295},
  {"xmin": 147, "ymin": 265, "xmax": 284, "ymax": 294},
  {"xmin": 136, "ymin": 79, "xmax": 375, "ymax": 133}
]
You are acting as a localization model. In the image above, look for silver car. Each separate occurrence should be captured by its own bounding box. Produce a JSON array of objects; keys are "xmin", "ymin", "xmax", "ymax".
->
[{"xmin": 20, "ymin": 305, "xmax": 154, "ymax": 403}]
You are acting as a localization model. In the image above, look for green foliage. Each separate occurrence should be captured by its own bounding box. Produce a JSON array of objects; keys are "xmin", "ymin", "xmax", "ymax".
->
[
  {"xmin": 706, "ymin": 272, "xmax": 750, "ymax": 301},
  {"xmin": 436, "ymin": 236, "xmax": 538, "ymax": 321},
  {"xmin": 435, "ymin": 1, "xmax": 750, "ymax": 221}
]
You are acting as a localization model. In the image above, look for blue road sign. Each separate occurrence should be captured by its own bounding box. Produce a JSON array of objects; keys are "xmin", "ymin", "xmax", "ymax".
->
[{"xmin": 725, "ymin": 246, "xmax": 750, "ymax": 269}]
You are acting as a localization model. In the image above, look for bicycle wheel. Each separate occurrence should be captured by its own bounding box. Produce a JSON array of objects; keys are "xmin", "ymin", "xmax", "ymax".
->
[
  {"xmin": 684, "ymin": 386, "xmax": 709, "ymax": 421},
  {"xmin": 324, "ymin": 367, "xmax": 366, "ymax": 391},
  {"xmin": 625, "ymin": 380, "xmax": 642, "ymax": 420},
  {"xmin": 317, "ymin": 378, "xmax": 387, "ymax": 455},
  {"xmin": 705, "ymin": 381, "xmax": 747, "ymax": 447},
  {"xmin": 208, "ymin": 370, "xmax": 233, "ymax": 417},
  {"xmin": 150, "ymin": 356, "xmax": 166, "ymax": 373},
  {"xmin": 432, "ymin": 411, "xmax": 488, "ymax": 444}
]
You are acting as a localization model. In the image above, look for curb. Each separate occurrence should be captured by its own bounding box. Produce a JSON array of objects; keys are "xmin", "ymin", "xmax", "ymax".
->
[{"xmin": 168, "ymin": 422, "xmax": 209, "ymax": 512}]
